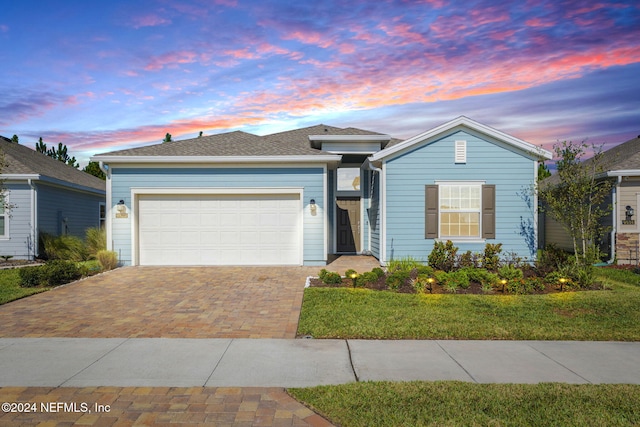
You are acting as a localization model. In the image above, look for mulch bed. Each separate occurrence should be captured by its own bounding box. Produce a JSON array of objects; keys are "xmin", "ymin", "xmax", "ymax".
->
[{"xmin": 308, "ymin": 268, "xmax": 606, "ymax": 295}]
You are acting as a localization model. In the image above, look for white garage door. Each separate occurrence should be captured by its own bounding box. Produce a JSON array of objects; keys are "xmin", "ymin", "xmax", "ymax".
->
[{"xmin": 137, "ymin": 193, "xmax": 301, "ymax": 266}]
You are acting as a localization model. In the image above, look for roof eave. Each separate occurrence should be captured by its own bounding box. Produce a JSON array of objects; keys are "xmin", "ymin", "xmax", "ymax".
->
[
  {"xmin": 606, "ymin": 170, "xmax": 640, "ymax": 177},
  {"xmin": 91, "ymin": 155, "xmax": 343, "ymax": 164},
  {"xmin": 369, "ymin": 116, "xmax": 553, "ymax": 162},
  {"xmin": 0, "ymin": 173, "xmax": 105, "ymax": 195}
]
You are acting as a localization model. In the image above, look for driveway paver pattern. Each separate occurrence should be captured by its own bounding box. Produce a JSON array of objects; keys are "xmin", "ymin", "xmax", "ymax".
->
[
  {"xmin": 0, "ymin": 266, "xmax": 319, "ymax": 339},
  {"xmin": 0, "ymin": 386, "xmax": 334, "ymax": 426}
]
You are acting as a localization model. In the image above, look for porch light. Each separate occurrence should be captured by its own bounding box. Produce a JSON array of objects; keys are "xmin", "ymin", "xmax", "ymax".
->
[
  {"xmin": 310, "ymin": 199, "xmax": 317, "ymax": 215},
  {"xmin": 118, "ymin": 199, "xmax": 125, "ymax": 205},
  {"xmin": 626, "ymin": 206, "xmax": 635, "ymax": 219}
]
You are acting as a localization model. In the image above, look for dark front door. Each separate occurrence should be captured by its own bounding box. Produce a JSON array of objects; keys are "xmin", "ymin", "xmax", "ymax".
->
[{"xmin": 336, "ymin": 198, "xmax": 361, "ymax": 253}]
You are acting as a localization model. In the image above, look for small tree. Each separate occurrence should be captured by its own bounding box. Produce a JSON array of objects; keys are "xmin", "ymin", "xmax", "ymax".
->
[
  {"xmin": 83, "ymin": 161, "xmax": 106, "ymax": 180},
  {"xmin": 537, "ymin": 161, "xmax": 551, "ymax": 181},
  {"xmin": 35, "ymin": 137, "xmax": 47, "ymax": 153},
  {"xmin": 163, "ymin": 133, "xmax": 172, "ymax": 143},
  {"xmin": 11, "ymin": 135, "xmax": 19, "ymax": 144},
  {"xmin": 539, "ymin": 141, "xmax": 614, "ymax": 268},
  {"xmin": 35, "ymin": 138, "xmax": 79, "ymax": 168}
]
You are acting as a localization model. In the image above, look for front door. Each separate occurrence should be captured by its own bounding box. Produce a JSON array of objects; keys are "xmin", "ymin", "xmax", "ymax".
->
[{"xmin": 336, "ymin": 198, "xmax": 361, "ymax": 253}]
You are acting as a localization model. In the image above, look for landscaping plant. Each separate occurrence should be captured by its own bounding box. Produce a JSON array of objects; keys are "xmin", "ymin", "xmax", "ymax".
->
[
  {"xmin": 428, "ymin": 240, "xmax": 457, "ymax": 271},
  {"xmin": 97, "ymin": 250, "xmax": 118, "ymax": 271}
]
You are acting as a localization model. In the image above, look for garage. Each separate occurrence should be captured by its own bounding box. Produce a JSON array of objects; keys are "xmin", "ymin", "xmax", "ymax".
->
[{"xmin": 136, "ymin": 193, "xmax": 302, "ymax": 266}]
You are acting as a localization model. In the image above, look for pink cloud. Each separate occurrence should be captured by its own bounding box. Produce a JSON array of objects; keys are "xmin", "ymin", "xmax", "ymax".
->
[
  {"xmin": 130, "ymin": 14, "xmax": 171, "ymax": 29},
  {"xmin": 144, "ymin": 50, "xmax": 198, "ymax": 71}
]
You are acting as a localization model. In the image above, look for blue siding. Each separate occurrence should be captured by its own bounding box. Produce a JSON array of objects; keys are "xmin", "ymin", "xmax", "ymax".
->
[
  {"xmin": 384, "ymin": 130, "xmax": 537, "ymax": 263},
  {"xmin": 361, "ymin": 169, "xmax": 369, "ymax": 251},
  {"xmin": 37, "ymin": 183, "xmax": 104, "ymax": 240},
  {"xmin": 110, "ymin": 166, "xmax": 326, "ymax": 266},
  {"xmin": 0, "ymin": 183, "xmax": 35, "ymax": 259}
]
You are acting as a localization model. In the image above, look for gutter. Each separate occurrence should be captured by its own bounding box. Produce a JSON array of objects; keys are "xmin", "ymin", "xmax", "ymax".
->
[{"xmin": 27, "ymin": 178, "xmax": 37, "ymax": 260}]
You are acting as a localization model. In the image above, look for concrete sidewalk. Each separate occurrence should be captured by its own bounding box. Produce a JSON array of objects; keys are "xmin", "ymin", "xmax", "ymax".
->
[{"xmin": 1, "ymin": 338, "xmax": 639, "ymax": 387}]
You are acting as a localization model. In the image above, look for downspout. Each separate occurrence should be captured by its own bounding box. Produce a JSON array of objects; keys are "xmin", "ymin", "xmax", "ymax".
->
[
  {"xmin": 28, "ymin": 178, "xmax": 37, "ymax": 260},
  {"xmin": 607, "ymin": 176, "xmax": 621, "ymax": 264}
]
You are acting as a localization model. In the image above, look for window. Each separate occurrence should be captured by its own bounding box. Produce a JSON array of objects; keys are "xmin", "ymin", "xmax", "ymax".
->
[
  {"xmin": 425, "ymin": 183, "xmax": 495, "ymax": 240},
  {"xmin": 99, "ymin": 202, "xmax": 106, "ymax": 229},
  {"xmin": 0, "ymin": 196, "xmax": 7, "ymax": 238},
  {"xmin": 440, "ymin": 184, "xmax": 480, "ymax": 238},
  {"xmin": 337, "ymin": 168, "xmax": 361, "ymax": 191}
]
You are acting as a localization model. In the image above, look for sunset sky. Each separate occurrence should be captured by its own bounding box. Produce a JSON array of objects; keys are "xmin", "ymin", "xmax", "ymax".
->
[{"xmin": 1, "ymin": 0, "xmax": 639, "ymax": 166}]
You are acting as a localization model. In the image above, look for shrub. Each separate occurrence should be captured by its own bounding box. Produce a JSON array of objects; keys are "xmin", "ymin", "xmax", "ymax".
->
[
  {"xmin": 371, "ymin": 267, "xmax": 385, "ymax": 279},
  {"xmin": 412, "ymin": 274, "xmax": 435, "ymax": 294},
  {"xmin": 536, "ymin": 244, "xmax": 571, "ymax": 274},
  {"xmin": 85, "ymin": 227, "xmax": 106, "ymax": 258},
  {"xmin": 356, "ymin": 271, "xmax": 379, "ymax": 287},
  {"xmin": 318, "ymin": 269, "xmax": 329, "ymax": 281},
  {"xmin": 321, "ymin": 271, "xmax": 343, "ymax": 285},
  {"xmin": 457, "ymin": 250, "xmax": 477, "ymax": 269},
  {"xmin": 498, "ymin": 265, "xmax": 524, "ymax": 281},
  {"xmin": 507, "ymin": 277, "xmax": 544, "ymax": 294},
  {"xmin": 386, "ymin": 270, "xmax": 410, "ymax": 290},
  {"xmin": 344, "ymin": 269, "xmax": 358, "ymax": 279},
  {"xmin": 463, "ymin": 268, "xmax": 499, "ymax": 288},
  {"xmin": 435, "ymin": 270, "xmax": 470, "ymax": 291},
  {"xmin": 482, "ymin": 243, "xmax": 503, "ymax": 271},
  {"xmin": 19, "ymin": 266, "xmax": 45, "ymax": 287},
  {"xmin": 42, "ymin": 260, "xmax": 82, "ymax": 287},
  {"xmin": 415, "ymin": 265, "xmax": 434, "ymax": 276},
  {"xmin": 428, "ymin": 240, "xmax": 458, "ymax": 272},
  {"xmin": 40, "ymin": 232, "xmax": 88, "ymax": 261},
  {"xmin": 97, "ymin": 250, "xmax": 118, "ymax": 271}
]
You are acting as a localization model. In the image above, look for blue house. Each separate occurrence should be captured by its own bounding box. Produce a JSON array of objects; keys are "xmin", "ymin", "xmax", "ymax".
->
[
  {"xmin": 92, "ymin": 117, "xmax": 552, "ymax": 266},
  {"xmin": 0, "ymin": 137, "xmax": 106, "ymax": 260}
]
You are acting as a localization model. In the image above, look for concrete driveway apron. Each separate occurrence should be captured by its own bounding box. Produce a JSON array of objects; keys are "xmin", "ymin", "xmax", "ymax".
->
[{"xmin": 0, "ymin": 266, "xmax": 319, "ymax": 339}]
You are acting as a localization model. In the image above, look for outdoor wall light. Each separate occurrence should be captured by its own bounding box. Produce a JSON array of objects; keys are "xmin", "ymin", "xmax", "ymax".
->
[
  {"xmin": 310, "ymin": 199, "xmax": 317, "ymax": 215},
  {"xmin": 118, "ymin": 200, "xmax": 125, "ymax": 205},
  {"xmin": 626, "ymin": 206, "xmax": 635, "ymax": 219}
]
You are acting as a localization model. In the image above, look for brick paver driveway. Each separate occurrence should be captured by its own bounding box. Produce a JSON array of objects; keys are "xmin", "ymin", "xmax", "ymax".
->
[{"xmin": 0, "ymin": 266, "xmax": 322, "ymax": 338}]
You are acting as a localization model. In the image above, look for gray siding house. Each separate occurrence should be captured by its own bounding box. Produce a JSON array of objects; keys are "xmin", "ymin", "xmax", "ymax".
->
[
  {"xmin": 543, "ymin": 135, "xmax": 640, "ymax": 264},
  {"xmin": 0, "ymin": 137, "xmax": 106, "ymax": 260},
  {"xmin": 92, "ymin": 117, "xmax": 552, "ymax": 266}
]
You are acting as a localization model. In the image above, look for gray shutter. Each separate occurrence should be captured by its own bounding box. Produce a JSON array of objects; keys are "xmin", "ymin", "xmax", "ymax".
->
[
  {"xmin": 482, "ymin": 184, "xmax": 496, "ymax": 239},
  {"xmin": 425, "ymin": 185, "xmax": 438, "ymax": 239}
]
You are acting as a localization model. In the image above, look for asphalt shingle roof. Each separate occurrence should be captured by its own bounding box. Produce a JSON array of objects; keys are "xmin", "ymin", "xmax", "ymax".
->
[
  {"xmin": 543, "ymin": 135, "xmax": 640, "ymax": 186},
  {"xmin": 96, "ymin": 124, "xmax": 399, "ymax": 157},
  {"xmin": 0, "ymin": 138, "xmax": 105, "ymax": 192}
]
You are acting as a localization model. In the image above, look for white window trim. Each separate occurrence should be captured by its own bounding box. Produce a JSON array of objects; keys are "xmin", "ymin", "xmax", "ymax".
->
[
  {"xmin": 0, "ymin": 195, "xmax": 8, "ymax": 239},
  {"xmin": 436, "ymin": 181, "xmax": 484, "ymax": 241},
  {"xmin": 99, "ymin": 202, "xmax": 106, "ymax": 229}
]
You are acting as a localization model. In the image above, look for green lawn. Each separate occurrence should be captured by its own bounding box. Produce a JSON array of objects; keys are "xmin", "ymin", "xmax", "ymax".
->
[
  {"xmin": 289, "ymin": 381, "xmax": 640, "ymax": 427},
  {"xmin": 297, "ymin": 268, "xmax": 640, "ymax": 340},
  {"xmin": 0, "ymin": 269, "xmax": 49, "ymax": 305}
]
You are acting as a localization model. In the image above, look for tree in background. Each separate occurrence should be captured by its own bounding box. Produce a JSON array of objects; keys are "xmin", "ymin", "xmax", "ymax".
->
[
  {"xmin": 83, "ymin": 161, "xmax": 106, "ymax": 180},
  {"xmin": 163, "ymin": 133, "xmax": 172, "ymax": 143},
  {"xmin": 537, "ymin": 161, "xmax": 551, "ymax": 181},
  {"xmin": 35, "ymin": 138, "xmax": 79, "ymax": 168},
  {"xmin": 11, "ymin": 135, "xmax": 19, "ymax": 144},
  {"xmin": 539, "ymin": 141, "xmax": 614, "ymax": 271}
]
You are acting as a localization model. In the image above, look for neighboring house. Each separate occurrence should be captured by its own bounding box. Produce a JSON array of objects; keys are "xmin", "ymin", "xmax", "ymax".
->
[
  {"xmin": 542, "ymin": 135, "xmax": 640, "ymax": 265},
  {"xmin": 0, "ymin": 137, "xmax": 106, "ymax": 260},
  {"xmin": 92, "ymin": 116, "xmax": 552, "ymax": 266}
]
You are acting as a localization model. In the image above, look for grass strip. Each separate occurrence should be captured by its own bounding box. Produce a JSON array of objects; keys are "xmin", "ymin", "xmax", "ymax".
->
[
  {"xmin": 298, "ymin": 272, "xmax": 640, "ymax": 340},
  {"xmin": 0, "ymin": 269, "xmax": 48, "ymax": 305},
  {"xmin": 289, "ymin": 381, "xmax": 640, "ymax": 427}
]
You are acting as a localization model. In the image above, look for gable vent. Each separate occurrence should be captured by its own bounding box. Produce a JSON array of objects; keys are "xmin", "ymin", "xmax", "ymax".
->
[{"xmin": 455, "ymin": 140, "xmax": 466, "ymax": 163}]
